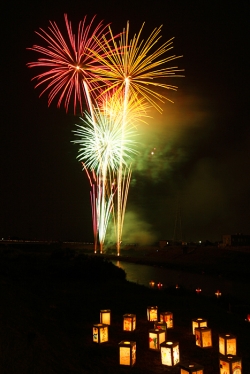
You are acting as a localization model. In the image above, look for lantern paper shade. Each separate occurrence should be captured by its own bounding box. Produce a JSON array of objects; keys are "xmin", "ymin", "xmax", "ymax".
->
[
  {"xmin": 195, "ymin": 327, "xmax": 212, "ymax": 348},
  {"xmin": 192, "ymin": 318, "xmax": 207, "ymax": 335},
  {"xmin": 160, "ymin": 341, "xmax": 180, "ymax": 366},
  {"xmin": 160, "ymin": 311, "xmax": 174, "ymax": 328},
  {"xmin": 100, "ymin": 309, "xmax": 111, "ymax": 325},
  {"xmin": 180, "ymin": 362, "xmax": 204, "ymax": 374},
  {"xmin": 123, "ymin": 314, "xmax": 136, "ymax": 331},
  {"xmin": 119, "ymin": 341, "xmax": 136, "ymax": 366},
  {"xmin": 93, "ymin": 324, "xmax": 108, "ymax": 343},
  {"xmin": 219, "ymin": 354, "xmax": 242, "ymax": 374},
  {"xmin": 147, "ymin": 306, "xmax": 158, "ymax": 321},
  {"xmin": 219, "ymin": 334, "xmax": 237, "ymax": 356},
  {"xmin": 149, "ymin": 329, "xmax": 166, "ymax": 350},
  {"xmin": 154, "ymin": 321, "xmax": 167, "ymax": 337}
]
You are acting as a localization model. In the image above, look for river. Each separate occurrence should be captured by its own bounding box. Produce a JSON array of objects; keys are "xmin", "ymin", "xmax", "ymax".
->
[{"xmin": 112, "ymin": 260, "xmax": 250, "ymax": 304}]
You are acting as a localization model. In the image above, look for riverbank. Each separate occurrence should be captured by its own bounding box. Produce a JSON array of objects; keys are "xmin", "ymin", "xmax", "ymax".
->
[
  {"xmin": 80, "ymin": 245, "xmax": 250, "ymax": 284},
  {"xmin": 0, "ymin": 247, "xmax": 249, "ymax": 373}
]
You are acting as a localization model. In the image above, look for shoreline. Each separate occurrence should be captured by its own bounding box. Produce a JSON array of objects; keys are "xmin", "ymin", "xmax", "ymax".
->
[{"xmin": 80, "ymin": 246, "xmax": 250, "ymax": 285}]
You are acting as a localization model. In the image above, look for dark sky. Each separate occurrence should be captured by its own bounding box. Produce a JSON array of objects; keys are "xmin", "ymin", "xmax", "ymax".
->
[{"xmin": 1, "ymin": 1, "xmax": 249, "ymax": 243}]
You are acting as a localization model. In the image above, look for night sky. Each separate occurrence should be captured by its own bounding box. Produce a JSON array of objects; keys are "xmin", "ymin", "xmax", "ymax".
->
[{"xmin": 1, "ymin": 1, "xmax": 249, "ymax": 244}]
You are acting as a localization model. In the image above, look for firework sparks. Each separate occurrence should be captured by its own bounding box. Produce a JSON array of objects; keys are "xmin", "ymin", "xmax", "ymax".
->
[
  {"xmin": 27, "ymin": 14, "xmax": 111, "ymax": 114},
  {"xmin": 98, "ymin": 88, "xmax": 151, "ymax": 126},
  {"xmin": 72, "ymin": 106, "xmax": 138, "ymax": 252},
  {"xmin": 28, "ymin": 16, "xmax": 183, "ymax": 255},
  {"xmin": 91, "ymin": 21, "xmax": 184, "ymax": 112},
  {"xmin": 89, "ymin": 21, "xmax": 183, "ymax": 254},
  {"xmin": 72, "ymin": 109, "xmax": 138, "ymax": 172}
]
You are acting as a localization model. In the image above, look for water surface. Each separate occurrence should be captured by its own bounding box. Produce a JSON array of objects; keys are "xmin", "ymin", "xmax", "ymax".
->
[{"xmin": 113, "ymin": 260, "xmax": 250, "ymax": 303}]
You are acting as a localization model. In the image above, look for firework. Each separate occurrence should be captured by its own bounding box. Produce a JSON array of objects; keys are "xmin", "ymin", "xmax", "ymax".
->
[
  {"xmin": 72, "ymin": 110, "xmax": 138, "ymax": 172},
  {"xmin": 72, "ymin": 105, "xmax": 138, "ymax": 252},
  {"xmin": 89, "ymin": 21, "xmax": 183, "ymax": 254},
  {"xmin": 28, "ymin": 16, "xmax": 183, "ymax": 255},
  {"xmin": 27, "ymin": 14, "xmax": 111, "ymax": 114},
  {"xmin": 98, "ymin": 88, "xmax": 151, "ymax": 126},
  {"xmin": 28, "ymin": 14, "xmax": 122, "ymax": 253},
  {"xmin": 91, "ymin": 21, "xmax": 184, "ymax": 112}
]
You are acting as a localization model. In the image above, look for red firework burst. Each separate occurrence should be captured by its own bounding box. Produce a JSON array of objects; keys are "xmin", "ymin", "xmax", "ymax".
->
[{"xmin": 27, "ymin": 14, "xmax": 111, "ymax": 114}]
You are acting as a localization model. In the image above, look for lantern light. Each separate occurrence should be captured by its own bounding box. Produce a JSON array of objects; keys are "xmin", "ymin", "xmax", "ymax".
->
[
  {"xmin": 93, "ymin": 323, "xmax": 109, "ymax": 343},
  {"xmin": 149, "ymin": 280, "xmax": 155, "ymax": 288},
  {"xmin": 196, "ymin": 287, "xmax": 202, "ymax": 294},
  {"xmin": 119, "ymin": 341, "xmax": 136, "ymax": 366},
  {"xmin": 192, "ymin": 318, "xmax": 207, "ymax": 335},
  {"xmin": 219, "ymin": 354, "xmax": 242, "ymax": 374},
  {"xmin": 147, "ymin": 306, "xmax": 158, "ymax": 321},
  {"xmin": 100, "ymin": 309, "xmax": 111, "ymax": 325},
  {"xmin": 149, "ymin": 328, "xmax": 166, "ymax": 350},
  {"xmin": 123, "ymin": 314, "xmax": 136, "ymax": 331},
  {"xmin": 160, "ymin": 341, "xmax": 180, "ymax": 366},
  {"xmin": 215, "ymin": 290, "xmax": 222, "ymax": 298},
  {"xmin": 180, "ymin": 362, "xmax": 204, "ymax": 374},
  {"xmin": 195, "ymin": 327, "xmax": 212, "ymax": 348},
  {"xmin": 245, "ymin": 314, "xmax": 250, "ymax": 322},
  {"xmin": 157, "ymin": 282, "xmax": 163, "ymax": 289},
  {"xmin": 219, "ymin": 333, "xmax": 237, "ymax": 356},
  {"xmin": 160, "ymin": 311, "xmax": 174, "ymax": 328}
]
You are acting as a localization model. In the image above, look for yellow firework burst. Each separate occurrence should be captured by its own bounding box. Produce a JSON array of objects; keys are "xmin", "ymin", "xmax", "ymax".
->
[
  {"xmin": 97, "ymin": 88, "xmax": 152, "ymax": 126},
  {"xmin": 91, "ymin": 21, "xmax": 184, "ymax": 112}
]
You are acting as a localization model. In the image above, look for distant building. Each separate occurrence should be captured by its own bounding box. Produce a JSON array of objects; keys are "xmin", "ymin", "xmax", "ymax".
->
[{"xmin": 222, "ymin": 233, "xmax": 250, "ymax": 247}]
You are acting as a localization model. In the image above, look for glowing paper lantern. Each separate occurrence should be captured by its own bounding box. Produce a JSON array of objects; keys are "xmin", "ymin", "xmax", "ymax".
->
[
  {"xmin": 195, "ymin": 288, "xmax": 202, "ymax": 294},
  {"xmin": 149, "ymin": 328, "xmax": 166, "ymax": 350},
  {"xmin": 160, "ymin": 311, "xmax": 174, "ymax": 328},
  {"xmin": 195, "ymin": 327, "xmax": 212, "ymax": 348},
  {"xmin": 192, "ymin": 318, "xmax": 207, "ymax": 335},
  {"xmin": 100, "ymin": 309, "xmax": 111, "ymax": 325},
  {"xmin": 180, "ymin": 362, "xmax": 204, "ymax": 374},
  {"xmin": 123, "ymin": 314, "xmax": 136, "ymax": 331},
  {"xmin": 154, "ymin": 321, "xmax": 167, "ymax": 336},
  {"xmin": 219, "ymin": 354, "xmax": 242, "ymax": 374},
  {"xmin": 119, "ymin": 341, "xmax": 136, "ymax": 366},
  {"xmin": 160, "ymin": 341, "xmax": 180, "ymax": 366},
  {"xmin": 147, "ymin": 306, "xmax": 158, "ymax": 321},
  {"xmin": 219, "ymin": 334, "xmax": 237, "ymax": 355},
  {"xmin": 93, "ymin": 323, "xmax": 108, "ymax": 343}
]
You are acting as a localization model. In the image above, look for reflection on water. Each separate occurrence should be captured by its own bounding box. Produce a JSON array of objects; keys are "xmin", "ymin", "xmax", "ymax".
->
[{"xmin": 113, "ymin": 261, "xmax": 250, "ymax": 303}]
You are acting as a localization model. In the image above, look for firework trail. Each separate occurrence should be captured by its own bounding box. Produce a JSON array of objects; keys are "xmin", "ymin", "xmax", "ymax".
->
[
  {"xmin": 72, "ymin": 106, "xmax": 138, "ymax": 252},
  {"xmin": 91, "ymin": 21, "xmax": 183, "ymax": 254},
  {"xmin": 80, "ymin": 164, "xmax": 99, "ymax": 253}
]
